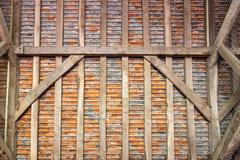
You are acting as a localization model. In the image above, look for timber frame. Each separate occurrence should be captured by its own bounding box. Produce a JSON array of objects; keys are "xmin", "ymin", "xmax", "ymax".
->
[{"xmin": 0, "ymin": 0, "xmax": 240, "ymax": 159}]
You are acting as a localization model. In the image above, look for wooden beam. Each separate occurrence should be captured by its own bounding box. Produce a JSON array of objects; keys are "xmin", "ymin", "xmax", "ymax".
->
[
  {"xmin": 144, "ymin": 59, "xmax": 152, "ymax": 160},
  {"xmin": 184, "ymin": 0, "xmax": 191, "ymax": 48},
  {"xmin": 0, "ymin": 136, "xmax": 15, "ymax": 160},
  {"xmin": 77, "ymin": 59, "xmax": 84, "ymax": 160},
  {"xmin": 0, "ymin": 8, "xmax": 15, "ymax": 65},
  {"xmin": 5, "ymin": 50, "xmax": 17, "ymax": 156},
  {"xmin": 213, "ymin": 106, "xmax": 240, "ymax": 159},
  {"xmin": 99, "ymin": 57, "xmax": 107, "ymax": 160},
  {"xmin": 0, "ymin": 7, "xmax": 11, "ymax": 42},
  {"xmin": 142, "ymin": 0, "xmax": 152, "ymax": 159},
  {"xmin": 145, "ymin": 56, "xmax": 211, "ymax": 121},
  {"xmin": 30, "ymin": 56, "xmax": 39, "ymax": 160},
  {"xmin": 218, "ymin": 44, "xmax": 240, "ymax": 77},
  {"xmin": 122, "ymin": 0, "xmax": 128, "ymax": 47},
  {"xmin": 15, "ymin": 55, "xmax": 84, "ymax": 121},
  {"xmin": 53, "ymin": 57, "xmax": 62, "ymax": 160},
  {"xmin": 79, "ymin": 0, "xmax": 85, "ymax": 47},
  {"xmin": 56, "ymin": 0, "xmax": 64, "ymax": 46},
  {"xmin": 166, "ymin": 57, "xmax": 174, "ymax": 160},
  {"xmin": 219, "ymin": 87, "xmax": 240, "ymax": 122},
  {"xmin": 34, "ymin": 0, "xmax": 41, "ymax": 47},
  {"xmin": 122, "ymin": 57, "xmax": 129, "ymax": 160},
  {"xmin": 101, "ymin": 0, "xmax": 107, "ymax": 47},
  {"xmin": 12, "ymin": 0, "xmax": 21, "ymax": 45},
  {"xmin": 54, "ymin": 0, "xmax": 64, "ymax": 158},
  {"xmin": 0, "ymin": 41, "xmax": 10, "ymax": 58},
  {"xmin": 206, "ymin": 0, "xmax": 221, "ymax": 155},
  {"xmin": 207, "ymin": 64, "xmax": 221, "ymax": 153},
  {"xmin": 208, "ymin": 0, "xmax": 240, "ymax": 67},
  {"xmin": 16, "ymin": 46, "xmax": 210, "ymax": 56},
  {"xmin": 185, "ymin": 58, "xmax": 197, "ymax": 159}
]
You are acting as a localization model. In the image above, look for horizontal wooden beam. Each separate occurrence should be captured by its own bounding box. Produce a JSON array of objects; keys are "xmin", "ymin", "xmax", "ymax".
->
[
  {"xmin": 15, "ymin": 46, "xmax": 210, "ymax": 56},
  {"xmin": 0, "ymin": 41, "xmax": 10, "ymax": 58},
  {"xmin": 0, "ymin": 136, "xmax": 15, "ymax": 160},
  {"xmin": 219, "ymin": 88, "xmax": 240, "ymax": 122},
  {"xmin": 15, "ymin": 55, "xmax": 84, "ymax": 121},
  {"xmin": 145, "ymin": 56, "xmax": 211, "ymax": 121},
  {"xmin": 218, "ymin": 44, "xmax": 240, "ymax": 77},
  {"xmin": 208, "ymin": 0, "xmax": 240, "ymax": 67},
  {"xmin": 213, "ymin": 106, "xmax": 240, "ymax": 159}
]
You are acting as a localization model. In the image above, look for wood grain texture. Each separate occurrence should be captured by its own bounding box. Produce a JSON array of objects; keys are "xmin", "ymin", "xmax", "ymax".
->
[
  {"xmin": 16, "ymin": 46, "xmax": 210, "ymax": 56},
  {"xmin": 30, "ymin": 56, "xmax": 39, "ymax": 160},
  {"xmin": 185, "ymin": 57, "xmax": 197, "ymax": 160},
  {"xmin": 99, "ymin": 57, "xmax": 107, "ymax": 160},
  {"xmin": 144, "ymin": 59, "xmax": 152, "ymax": 160},
  {"xmin": 53, "ymin": 57, "xmax": 62, "ymax": 160},
  {"xmin": 122, "ymin": 57, "xmax": 129, "ymax": 160},
  {"xmin": 77, "ymin": 60, "xmax": 84, "ymax": 160}
]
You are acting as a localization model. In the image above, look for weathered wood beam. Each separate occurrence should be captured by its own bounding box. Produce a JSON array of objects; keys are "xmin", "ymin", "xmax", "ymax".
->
[
  {"xmin": 218, "ymin": 44, "xmax": 240, "ymax": 77},
  {"xmin": 164, "ymin": 0, "xmax": 174, "ymax": 158},
  {"xmin": 15, "ymin": 55, "xmax": 84, "ymax": 121},
  {"xmin": 0, "ymin": 41, "xmax": 10, "ymax": 58},
  {"xmin": 145, "ymin": 56, "xmax": 211, "ymax": 121},
  {"xmin": 16, "ymin": 46, "xmax": 210, "ymax": 56},
  {"xmin": 0, "ymin": 7, "xmax": 11, "ymax": 42},
  {"xmin": 183, "ymin": 0, "xmax": 197, "ymax": 158},
  {"xmin": 217, "ymin": 43, "xmax": 240, "ymax": 122},
  {"xmin": 208, "ymin": 64, "xmax": 221, "ymax": 153},
  {"xmin": 0, "ymin": 8, "xmax": 15, "ymax": 65},
  {"xmin": 122, "ymin": 0, "xmax": 128, "ymax": 48},
  {"xmin": 185, "ymin": 58, "xmax": 197, "ymax": 160},
  {"xmin": 99, "ymin": 57, "xmax": 107, "ymax": 160},
  {"xmin": 213, "ymin": 106, "xmax": 240, "ymax": 159},
  {"xmin": 0, "ymin": 136, "xmax": 15, "ymax": 160},
  {"xmin": 219, "ymin": 88, "xmax": 240, "ymax": 122},
  {"xmin": 206, "ymin": 0, "xmax": 221, "ymax": 156},
  {"xmin": 142, "ymin": 0, "xmax": 152, "ymax": 159},
  {"xmin": 53, "ymin": 0, "xmax": 64, "ymax": 158},
  {"xmin": 77, "ymin": 59, "xmax": 84, "ymax": 160},
  {"xmin": 30, "ymin": 56, "xmax": 39, "ymax": 160},
  {"xmin": 144, "ymin": 59, "xmax": 152, "ymax": 160},
  {"xmin": 122, "ymin": 57, "xmax": 129, "ymax": 160},
  {"xmin": 208, "ymin": 0, "xmax": 240, "ymax": 67}
]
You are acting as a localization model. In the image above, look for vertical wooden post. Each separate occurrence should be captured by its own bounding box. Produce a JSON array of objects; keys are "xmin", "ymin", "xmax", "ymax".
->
[
  {"xmin": 77, "ymin": 60, "xmax": 84, "ymax": 160},
  {"xmin": 30, "ymin": 0, "xmax": 41, "ymax": 159},
  {"xmin": 30, "ymin": 56, "xmax": 39, "ymax": 160},
  {"xmin": 164, "ymin": 0, "xmax": 174, "ymax": 159},
  {"xmin": 185, "ymin": 58, "xmax": 197, "ymax": 159},
  {"xmin": 122, "ymin": 57, "xmax": 129, "ymax": 160},
  {"xmin": 100, "ymin": 0, "xmax": 107, "ymax": 158},
  {"xmin": 142, "ymin": 0, "xmax": 152, "ymax": 159},
  {"xmin": 122, "ymin": 0, "xmax": 128, "ymax": 48},
  {"xmin": 54, "ymin": 0, "xmax": 63, "ymax": 159},
  {"xmin": 183, "ymin": 0, "xmax": 197, "ymax": 159},
  {"xmin": 77, "ymin": 0, "xmax": 85, "ymax": 159},
  {"xmin": 53, "ymin": 57, "xmax": 62, "ymax": 159},
  {"xmin": 100, "ymin": 57, "xmax": 107, "ymax": 160},
  {"xmin": 207, "ymin": 0, "xmax": 220, "ymax": 156},
  {"xmin": 79, "ymin": 0, "xmax": 85, "ymax": 47},
  {"xmin": 165, "ymin": 57, "xmax": 174, "ymax": 160},
  {"xmin": 144, "ymin": 59, "xmax": 152, "ymax": 160},
  {"xmin": 122, "ymin": 10, "xmax": 129, "ymax": 160},
  {"xmin": 5, "ymin": 0, "xmax": 20, "ymax": 156}
]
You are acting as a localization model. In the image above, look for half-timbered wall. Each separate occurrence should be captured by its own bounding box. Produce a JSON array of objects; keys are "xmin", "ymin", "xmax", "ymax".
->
[{"xmin": 0, "ymin": 0, "xmax": 238, "ymax": 159}]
